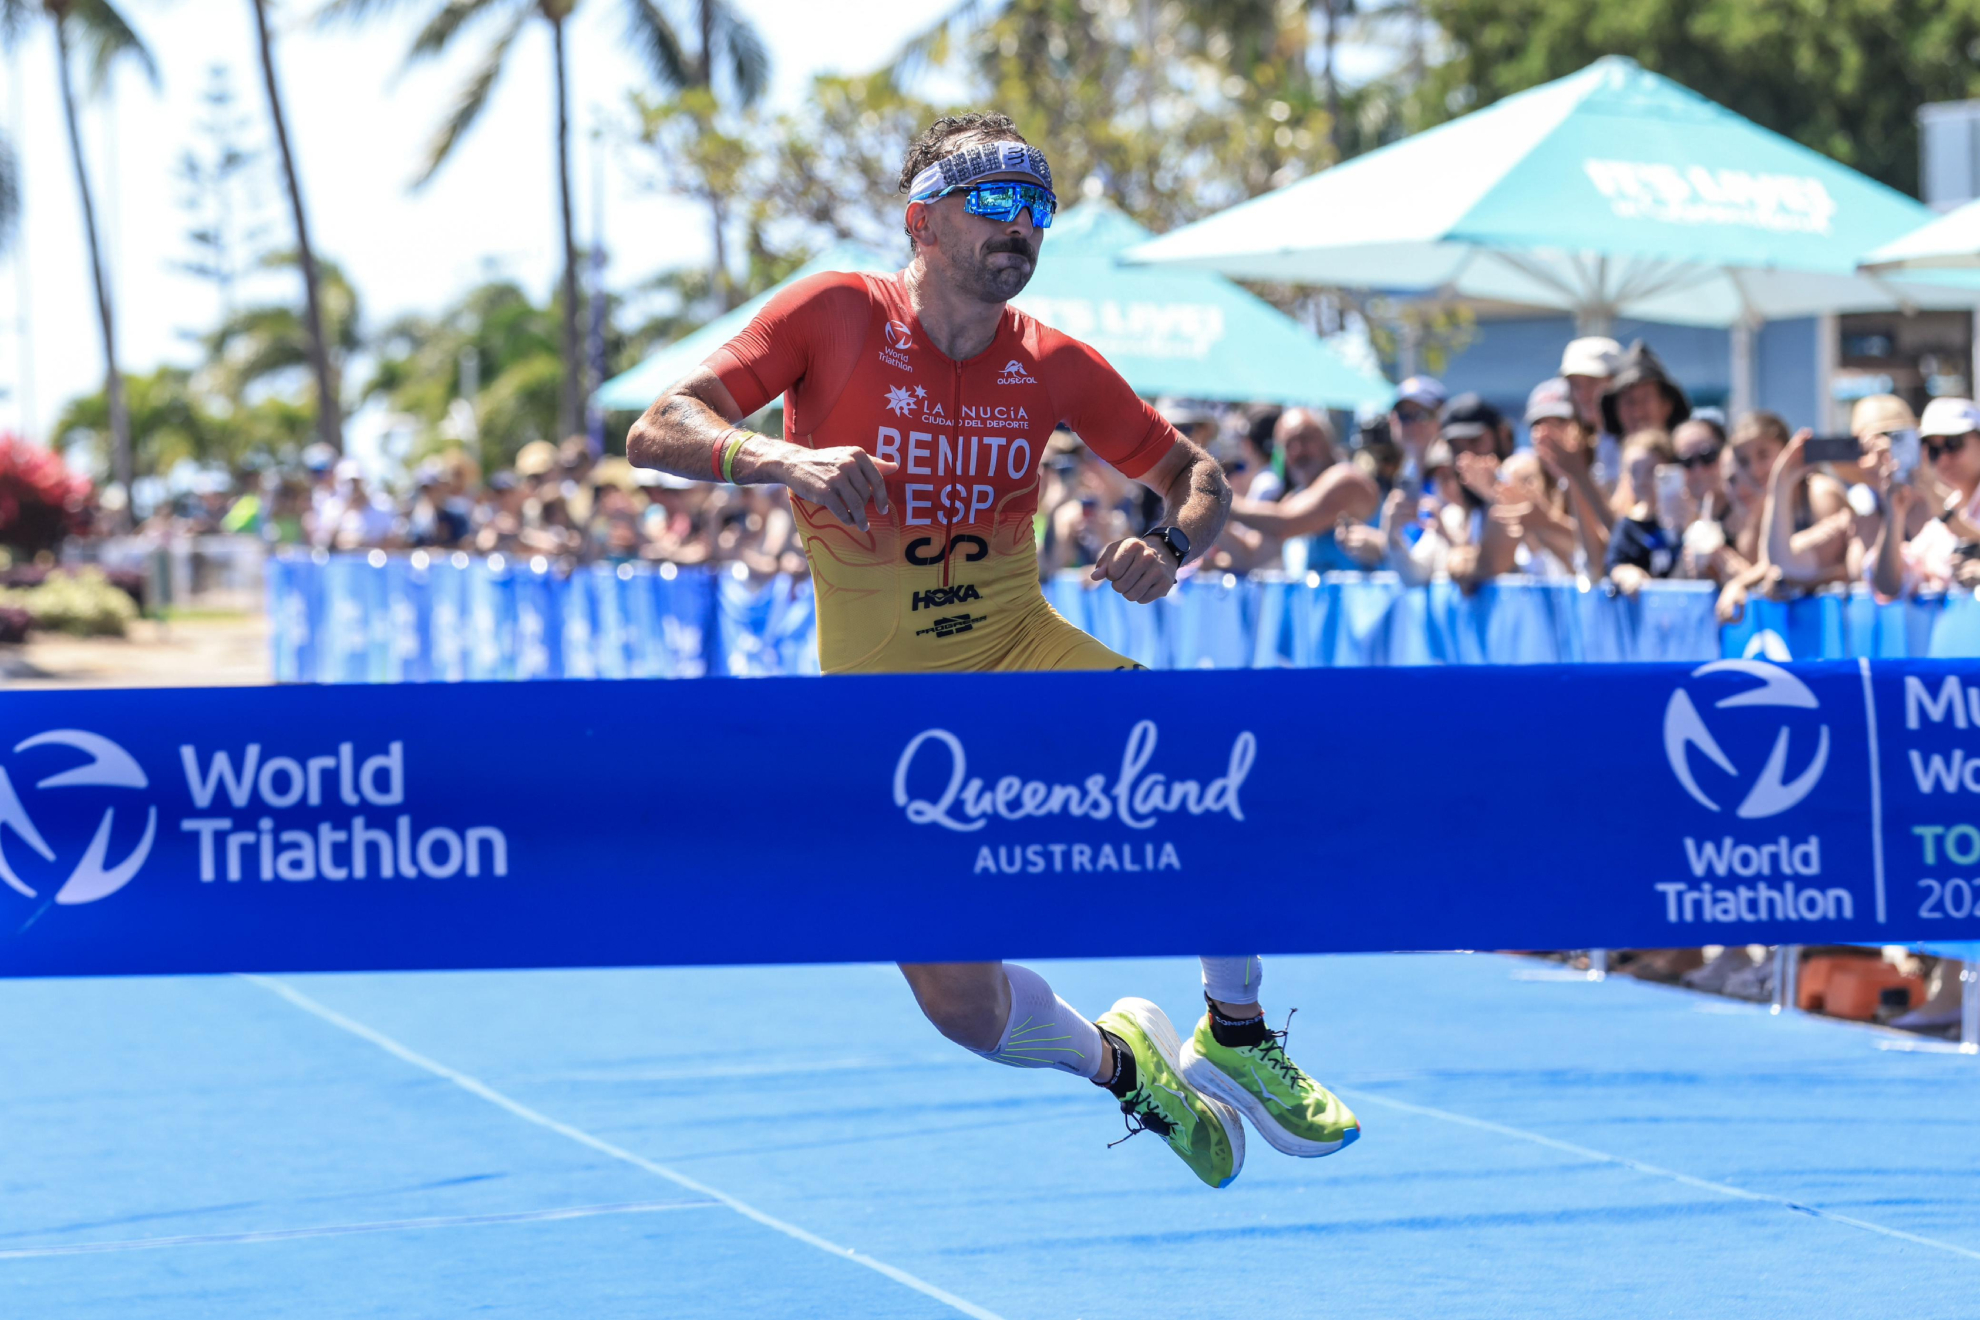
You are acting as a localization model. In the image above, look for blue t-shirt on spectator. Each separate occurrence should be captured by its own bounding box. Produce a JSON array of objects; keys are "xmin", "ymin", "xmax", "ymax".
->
[{"xmin": 1605, "ymin": 516, "xmax": 1675, "ymax": 578}]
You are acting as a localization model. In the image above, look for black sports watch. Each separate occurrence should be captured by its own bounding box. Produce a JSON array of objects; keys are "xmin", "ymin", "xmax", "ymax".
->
[{"xmin": 1144, "ymin": 525, "xmax": 1190, "ymax": 565}]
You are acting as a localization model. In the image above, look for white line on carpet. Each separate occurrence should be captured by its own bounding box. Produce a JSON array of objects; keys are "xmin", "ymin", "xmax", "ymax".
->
[
  {"xmin": 1349, "ymin": 1090, "xmax": 1980, "ymax": 1263},
  {"xmin": 243, "ymin": 974, "xmax": 1006, "ymax": 1320},
  {"xmin": 0, "ymin": 1199, "xmax": 718, "ymax": 1260}
]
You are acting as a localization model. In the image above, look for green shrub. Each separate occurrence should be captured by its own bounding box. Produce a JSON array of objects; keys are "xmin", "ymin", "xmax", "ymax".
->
[{"xmin": 1, "ymin": 568, "xmax": 139, "ymax": 637}]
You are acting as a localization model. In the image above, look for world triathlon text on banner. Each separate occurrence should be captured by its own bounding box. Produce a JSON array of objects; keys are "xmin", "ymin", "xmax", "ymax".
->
[{"xmin": 2, "ymin": 662, "xmax": 1979, "ymax": 977}]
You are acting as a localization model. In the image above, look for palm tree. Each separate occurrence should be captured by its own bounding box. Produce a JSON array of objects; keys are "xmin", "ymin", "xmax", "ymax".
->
[
  {"xmin": 364, "ymin": 278, "xmax": 568, "ymax": 474},
  {"xmin": 1, "ymin": 0, "xmax": 157, "ymax": 509},
  {"xmin": 322, "ymin": 0, "xmax": 768, "ymax": 443},
  {"xmin": 634, "ymin": 2, "xmax": 768, "ymax": 308},
  {"xmin": 208, "ymin": 252, "xmax": 362, "ymax": 410},
  {"xmin": 247, "ymin": 0, "xmax": 342, "ymax": 453}
]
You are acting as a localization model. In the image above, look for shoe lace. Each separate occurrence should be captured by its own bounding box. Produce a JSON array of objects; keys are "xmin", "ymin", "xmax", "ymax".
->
[
  {"xmin": 1107, "ymin": 1087, "xmax": 1176, "ymax": 1148},
  {"xmin": 1250, "ymin": 1008, "xmax": 1310, "ymax": 1091}
]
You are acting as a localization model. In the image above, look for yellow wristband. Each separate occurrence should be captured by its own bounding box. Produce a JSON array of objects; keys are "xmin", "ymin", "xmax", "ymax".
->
[{"xmin": 720, "ymin": 431, "xmax": 749, "ymax": 484}]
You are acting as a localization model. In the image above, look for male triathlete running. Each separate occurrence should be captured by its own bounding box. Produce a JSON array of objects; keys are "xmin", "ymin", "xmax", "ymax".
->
[{"xmin": 627, "ymin": 114, "xmax": 1358, "ymax": 1187}]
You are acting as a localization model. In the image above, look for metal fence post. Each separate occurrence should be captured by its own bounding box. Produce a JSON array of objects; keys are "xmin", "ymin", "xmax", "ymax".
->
[
  {"xmin": 1772, "ymin": 945, "xmax": 1799, "ymax": 1015},
  {"xmin": 1962, "ymin": 963, "xmax": 1979, "ymax": 1056},
  {"xmin": 1879, "ymin": 956, "xmax": 1978, "ymax": 1055}
]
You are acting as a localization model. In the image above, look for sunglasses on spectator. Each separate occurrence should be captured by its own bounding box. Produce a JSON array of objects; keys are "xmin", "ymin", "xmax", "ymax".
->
[
  {"xmin": 918, "ymin": 181, "xmax": 1057, "ymax": 228},
  {"xmin": 1394, "ymin": 405, "xmax": 1434, "ymax": 424},
  {"xmin": 1678, "ymin": 446, "xmax": 1723, "ymax": 469},
  {"xmin": 1927, "ymin": 434, "xmax": 1970, "ymax": 461}
]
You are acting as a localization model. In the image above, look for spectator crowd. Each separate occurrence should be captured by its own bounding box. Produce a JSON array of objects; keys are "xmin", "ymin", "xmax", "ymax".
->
[
  {"xmin": 150, "ymin": 334, "xmax": 1980, "ymax": 620},
  {"xmin": 1187, "ymin": 336, "xmax": 1980, "ymax": 623},
  {"xmin": 174, "ymin": 435, "xmax": 809, "ymax": 581}
]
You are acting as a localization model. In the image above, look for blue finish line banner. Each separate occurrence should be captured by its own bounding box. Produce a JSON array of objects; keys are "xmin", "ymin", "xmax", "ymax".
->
[{"xmin": 4, "ymin": 661, "xmax": 1980, "ymax": 977}]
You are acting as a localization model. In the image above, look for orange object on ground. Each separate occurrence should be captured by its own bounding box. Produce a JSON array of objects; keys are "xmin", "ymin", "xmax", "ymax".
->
[
  {"xmin": 1807, "ymin": 958, "xmax": 1925, "ymax": 1021},
  {"xmin": 1797, "ymin": 954, "xmax": 1868, "ymax": 1012}
]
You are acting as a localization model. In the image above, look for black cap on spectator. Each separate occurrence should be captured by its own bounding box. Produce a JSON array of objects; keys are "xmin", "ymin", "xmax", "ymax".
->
[
  {"xmin": 1600, "ymin": 340, "xmax": 1691, "ymax": 436},
  {"xmin": 1439, "ymin": 392, "xmax": 1502, "ymax": 441}
]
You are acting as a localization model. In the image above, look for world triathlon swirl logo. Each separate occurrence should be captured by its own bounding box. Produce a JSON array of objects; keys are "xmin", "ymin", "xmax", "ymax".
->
[
  {"xmin": 1663, "ymin": 660, "xmax": 1829, "ymax": 820},
  {"xmin": 0, "ymin": 730, "xmax": 157, "ymax": 906}
]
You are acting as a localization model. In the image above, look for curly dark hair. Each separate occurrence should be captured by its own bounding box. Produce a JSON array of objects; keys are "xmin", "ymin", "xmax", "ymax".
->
[
  {"xmin": 898, "ymin": 113, "xmax": 1029, "ymax": 246},
  {"xmin": 897, "ymin": 113, "xmax": 1029, "ymax": 194}
]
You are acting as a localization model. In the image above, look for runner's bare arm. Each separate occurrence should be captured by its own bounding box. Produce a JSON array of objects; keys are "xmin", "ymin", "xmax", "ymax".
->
[
  {"xmin": 1090, "ymin": 438, "xmax": 1231, "ymax": 605},
  {"xmin": 626, "ymin": 367, "xmax": 898, "ymax": 531}
]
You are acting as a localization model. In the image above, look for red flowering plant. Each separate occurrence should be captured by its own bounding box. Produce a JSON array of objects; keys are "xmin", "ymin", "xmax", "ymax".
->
[{"xmin": 0, "ymin": 433, "xmax": 92, "ymax": 554}]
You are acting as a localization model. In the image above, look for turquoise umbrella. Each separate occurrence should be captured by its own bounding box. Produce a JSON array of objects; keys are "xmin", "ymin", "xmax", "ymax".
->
[
  {"xmin": 594, "ymin": 243, "xmax": 895, "ymax": 412},
  {"xmin": 1008, "ymin": 203, "xmax": 1392, "ymax": 408},
  {"xmin": 1860, "ymin": 197, "xmax": 1980, "ymax": 273},
  {"xmin": 1127, "ymin": 56, "xmax": 1980, "ymax": 329},
  {"xmin": 596, "ymin": 209, "xmax": 1392, "ymax": 412}
]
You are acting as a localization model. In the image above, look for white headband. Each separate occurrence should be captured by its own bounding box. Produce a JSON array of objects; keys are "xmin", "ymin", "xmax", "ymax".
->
[{"xmin": 907, "ymin": 141, "xmax": 1054, "ymax": 201}]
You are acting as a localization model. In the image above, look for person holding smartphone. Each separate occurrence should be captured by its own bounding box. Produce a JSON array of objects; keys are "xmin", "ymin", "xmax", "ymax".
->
[
  {"xmin": 1604, "ymin": 430, "xmax": 1680, "ymax": 594},
  {"xmin": 1876, "ymin": 398, "xmax": 1980, "ymax": 597},
  {"xmin": 1714, "ymin": 412, "xmax": 1853, "ymax": 621},
  {"xmin": 1840, "ymin": 395, "xmax": 1927, "ymax": 587}
]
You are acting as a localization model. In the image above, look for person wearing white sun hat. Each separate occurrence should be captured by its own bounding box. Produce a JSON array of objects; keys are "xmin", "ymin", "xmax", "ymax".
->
[
  {"xmin": 1874, "ymin": 398, "xmax": 1980, "ymax": 597},
  {"xmin": 1559, "ymin": 335, "xmax": 1623, "ymax": 491}
]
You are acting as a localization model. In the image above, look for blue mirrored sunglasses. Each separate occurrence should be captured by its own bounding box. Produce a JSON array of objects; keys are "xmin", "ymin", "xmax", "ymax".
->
[{"xmin": 922, "ymin": 181, "xmax": 1057, "ymax": 228}]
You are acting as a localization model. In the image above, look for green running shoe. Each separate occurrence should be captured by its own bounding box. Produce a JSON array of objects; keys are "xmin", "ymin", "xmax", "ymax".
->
[
  {"xmin": 1179, "ymin": 1010, "xmax": 1360, "ymax": 1158},
  {"xmin": 1095, "ymin": 998, "xmax": 1243, "ymax": 1189}
]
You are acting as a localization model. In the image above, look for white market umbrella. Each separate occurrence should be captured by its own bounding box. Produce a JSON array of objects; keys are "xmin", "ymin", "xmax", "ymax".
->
[{"xmin": 1860, "ymin": 197, "xmax": 1980, "ymax": 274}]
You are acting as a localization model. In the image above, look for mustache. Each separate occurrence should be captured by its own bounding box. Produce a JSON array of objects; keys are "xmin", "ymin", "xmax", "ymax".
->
[{"xmin": 982, "ymin": 236, "xmax": 1036, "ymax": 260}]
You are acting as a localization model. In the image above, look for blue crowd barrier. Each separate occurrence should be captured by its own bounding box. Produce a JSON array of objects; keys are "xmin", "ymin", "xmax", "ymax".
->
[
  {"xmin": 1718, "ymin": 591, "xmax": 1980, "ymax": 662},
  {"xmin": 268, "ymin": 551, "xmax": 816, "ymax": 682},
  {"xmin": 267, "ymin": 552, "xmax": 1980, "ymax": 681},
  {"xmin": 3, "ymin": 660, "xmax": 1975, "ymax": 976}
]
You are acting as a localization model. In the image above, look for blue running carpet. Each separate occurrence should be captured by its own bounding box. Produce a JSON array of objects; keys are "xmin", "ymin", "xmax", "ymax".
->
[{"xmin": 3, "ymin": 953, "xmax": 1977, "ymax": 1318}]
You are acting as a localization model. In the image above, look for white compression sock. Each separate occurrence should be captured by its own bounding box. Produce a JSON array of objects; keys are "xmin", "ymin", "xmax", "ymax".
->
[
  {"xmin": 977, "ymin": 963, "xmax": 1105, "ymax": 1079},
  {"xmin": 1200, "ymin": 955, "xmax": 1263, "ymax": 1007}
]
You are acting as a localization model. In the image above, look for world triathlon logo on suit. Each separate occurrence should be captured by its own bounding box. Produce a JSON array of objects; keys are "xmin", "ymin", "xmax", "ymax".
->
[
  {"xmin": 891, "ymin": 720, "xmax": 1254, "ymax": 876},
  {"xmin": 1656, "ymin": 659, "xmax": 1849, "ymax": 926},
  {"xmin": 880, "ymin": 321, "xmax": 914, "ymax": 370}
]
